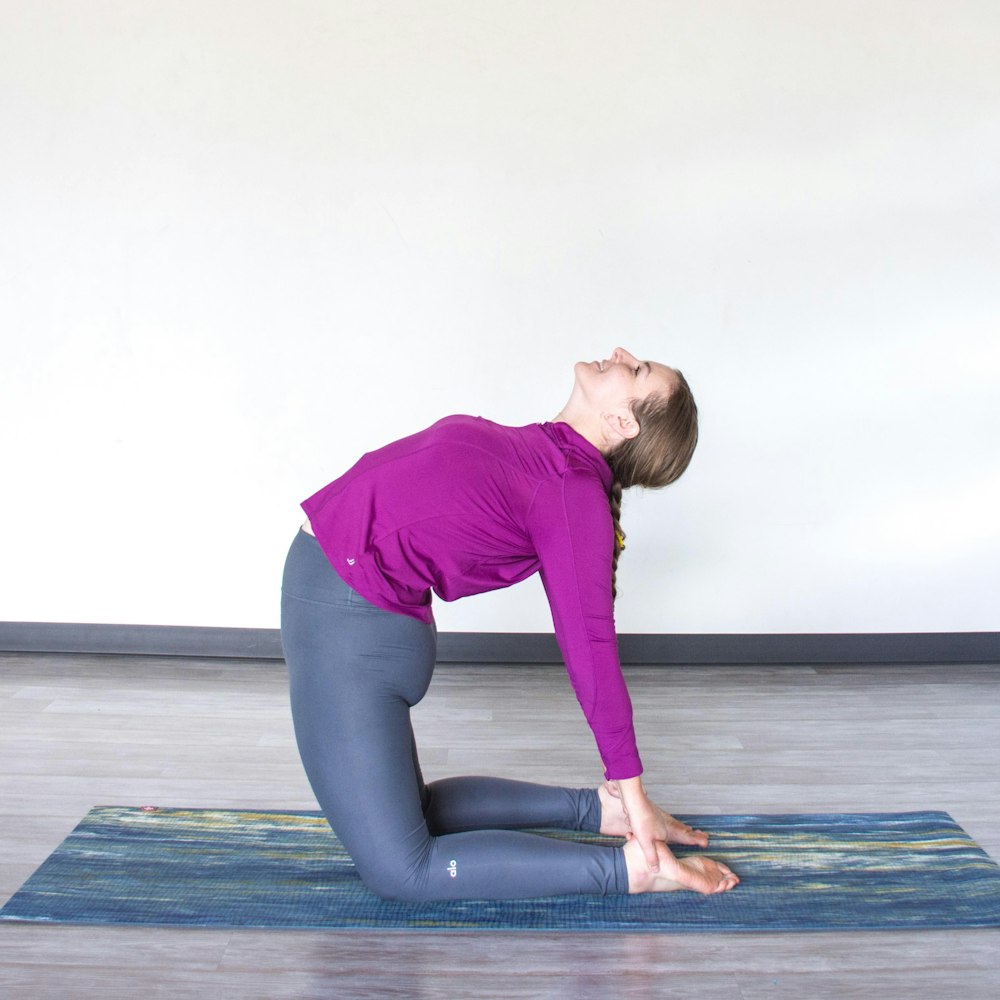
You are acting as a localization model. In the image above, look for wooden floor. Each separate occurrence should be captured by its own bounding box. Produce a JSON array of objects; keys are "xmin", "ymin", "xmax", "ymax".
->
[{"xmin": 1, "ymin": 652, "xmax": 998, "ymax": 999}]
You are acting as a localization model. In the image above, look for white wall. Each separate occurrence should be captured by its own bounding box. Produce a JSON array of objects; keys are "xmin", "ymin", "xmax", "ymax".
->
[{"xmin": 2, "ymin": 1, "xmax": 997, "ymax": 633}]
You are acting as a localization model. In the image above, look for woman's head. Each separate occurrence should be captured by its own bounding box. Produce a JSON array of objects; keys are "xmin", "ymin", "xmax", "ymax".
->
[
  {"xmin": 602, "ymin": 361, "xmax": 699, "ymax": 491},
  {"xmin": 560, "ymin": 347, "xmax": 698, "ymax": 485},
  {"xmin": 561, "ymin": 347, "xmax": 699, "ymax": 600},
  {"xmin": 567, "ymin": 348, "xmax": 678, "ymax": 452}
]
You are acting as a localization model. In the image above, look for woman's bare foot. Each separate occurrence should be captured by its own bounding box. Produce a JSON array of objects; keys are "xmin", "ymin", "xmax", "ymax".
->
[
  {"xmin": 623, "ymin": 838, "xmax": 740, "ymax": 895},
  {"xmin": 598, "ymin": 781, "xmax": 709, "ymax": 847}
]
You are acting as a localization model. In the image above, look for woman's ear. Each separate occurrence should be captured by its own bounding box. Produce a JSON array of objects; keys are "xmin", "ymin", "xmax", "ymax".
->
[{"xmin": 601, "ymin": 408, "xmax": 641, "ymax": 446}]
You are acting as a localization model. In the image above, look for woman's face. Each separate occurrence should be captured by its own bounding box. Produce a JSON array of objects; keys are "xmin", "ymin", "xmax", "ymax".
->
[{"xmin": 574, "ymin": 347, "xmax": 678, "ymax": 413}]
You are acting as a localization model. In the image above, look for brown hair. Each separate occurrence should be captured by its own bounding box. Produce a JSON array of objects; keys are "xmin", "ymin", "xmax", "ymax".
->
[{"xmin": 604, "ymin": 368, "xmax": 699, "ymax": 600}]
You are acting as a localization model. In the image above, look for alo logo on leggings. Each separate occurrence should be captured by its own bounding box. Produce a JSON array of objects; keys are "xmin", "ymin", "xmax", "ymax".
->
[{"xmin": 447, "ymin": 859, "xmax": 458, "ymax": 878}]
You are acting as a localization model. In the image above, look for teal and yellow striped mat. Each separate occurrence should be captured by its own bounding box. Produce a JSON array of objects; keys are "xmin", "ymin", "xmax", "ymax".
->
[{"xmin": 3, "ymin": 807, "xmax": 999, "ymax": 931}]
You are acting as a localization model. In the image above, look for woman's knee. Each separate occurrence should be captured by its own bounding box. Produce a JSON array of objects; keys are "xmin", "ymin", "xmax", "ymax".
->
[
  {"xmin": 356, "ymin": 858, "xmax": 432, "ymax": 902},
  {"xmin": 349, "ymin": 831, "xmax": 444, "ymax": 901}
]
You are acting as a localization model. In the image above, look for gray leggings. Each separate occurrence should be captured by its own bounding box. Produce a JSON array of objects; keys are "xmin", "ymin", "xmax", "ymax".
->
[{"xmin": 280, "ymin": 529, "xmax": 628, "ymax": 900}]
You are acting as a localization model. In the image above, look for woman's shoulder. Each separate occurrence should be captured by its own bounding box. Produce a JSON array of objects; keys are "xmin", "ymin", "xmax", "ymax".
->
[
  {"xmin": 425, "ymin": 414, "xmax": 549, "ymax": 453},
  {"xmin": 420, "ymin": 416, "xmax": 610, "ymax": 492}
]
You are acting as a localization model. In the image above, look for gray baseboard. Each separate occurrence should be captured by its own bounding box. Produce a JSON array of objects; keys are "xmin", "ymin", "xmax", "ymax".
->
[{"xmin": 1, "ymin": 621, "xmax": 997, "ymax": 665}]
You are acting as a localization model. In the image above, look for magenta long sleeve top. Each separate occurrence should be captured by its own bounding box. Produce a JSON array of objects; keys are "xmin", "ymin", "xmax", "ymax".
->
[{"xmin": 301, "ymin": 415, "xmax": 642, "ymax": 780}]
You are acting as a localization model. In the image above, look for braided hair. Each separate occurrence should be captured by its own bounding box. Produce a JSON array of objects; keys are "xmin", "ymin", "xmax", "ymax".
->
[{"xmin": 604, "ymin": 369, "xmax": 699, "ymax": 600}]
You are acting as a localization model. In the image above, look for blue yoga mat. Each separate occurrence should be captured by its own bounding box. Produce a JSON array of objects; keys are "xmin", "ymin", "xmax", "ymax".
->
[{"xmin": 3, "ymin": 806, "xmax": 999, "ymax": 931}]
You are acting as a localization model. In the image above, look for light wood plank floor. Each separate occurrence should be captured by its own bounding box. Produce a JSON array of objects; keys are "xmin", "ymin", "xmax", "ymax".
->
[{"xmin": 1, "ymin": 652, "xmax": 998, "ymax": 999}]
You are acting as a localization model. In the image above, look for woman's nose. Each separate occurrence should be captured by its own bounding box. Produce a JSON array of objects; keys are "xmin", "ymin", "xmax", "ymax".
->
[{"xmin": 611, "ymin": 347, "xmax": 636, "ymax": 366}]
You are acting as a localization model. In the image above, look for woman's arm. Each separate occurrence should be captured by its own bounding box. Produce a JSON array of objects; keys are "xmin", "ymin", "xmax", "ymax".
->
[
  {"xmin": 527, "ymin": 472, "xmax": 738, "ymax": 893},
  {"xmin": 526, "ymin": 470, "xmax": 642, "ymax": 780}
]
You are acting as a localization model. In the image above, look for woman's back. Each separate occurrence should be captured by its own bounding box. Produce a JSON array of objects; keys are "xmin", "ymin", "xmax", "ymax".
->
[{"xmin": 302, "ymin": 415, "xmax": 614, "ymax": 618}]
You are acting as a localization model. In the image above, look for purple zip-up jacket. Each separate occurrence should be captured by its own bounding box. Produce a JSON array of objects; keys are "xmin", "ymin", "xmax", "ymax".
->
[{"xmin": 301, "ymin": 414, "xmax": 642, "ymax": 780}]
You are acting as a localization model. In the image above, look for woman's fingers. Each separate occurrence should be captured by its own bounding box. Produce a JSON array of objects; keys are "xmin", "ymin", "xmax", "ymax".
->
[
  {"xmin": 654, "ymin": 840, "xmax": 678, "ymax": 874},
  {"xmin": 639, "ymin": 834, "xmax": 662, "ymax": 872},
  {"xmin": 603, "ymin": 780, "xmax": 622, "ymax": 800}
]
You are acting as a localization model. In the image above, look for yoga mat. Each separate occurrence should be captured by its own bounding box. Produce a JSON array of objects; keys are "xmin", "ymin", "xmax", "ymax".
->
[{"xmin": 3, "ymin": 807, "xmax": 999, "ymax": 932}]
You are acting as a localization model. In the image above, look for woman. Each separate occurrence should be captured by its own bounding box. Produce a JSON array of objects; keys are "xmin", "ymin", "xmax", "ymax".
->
[{"xmin": 280, "ymin": 347, "xmax": 739, "ymax": 901}]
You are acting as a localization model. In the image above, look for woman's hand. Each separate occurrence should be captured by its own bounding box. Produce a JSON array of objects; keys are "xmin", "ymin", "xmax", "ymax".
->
[
  {"xmin": 604, "ymin": 779, "xmax": 709, "ymax": 851},
  {"xmin": 612, "ymin": 776, "xmax": 674, "ymax": 872},
  {"xmin": 613, "ymin": 778, "xmax": 740, "ymax": 895}
]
